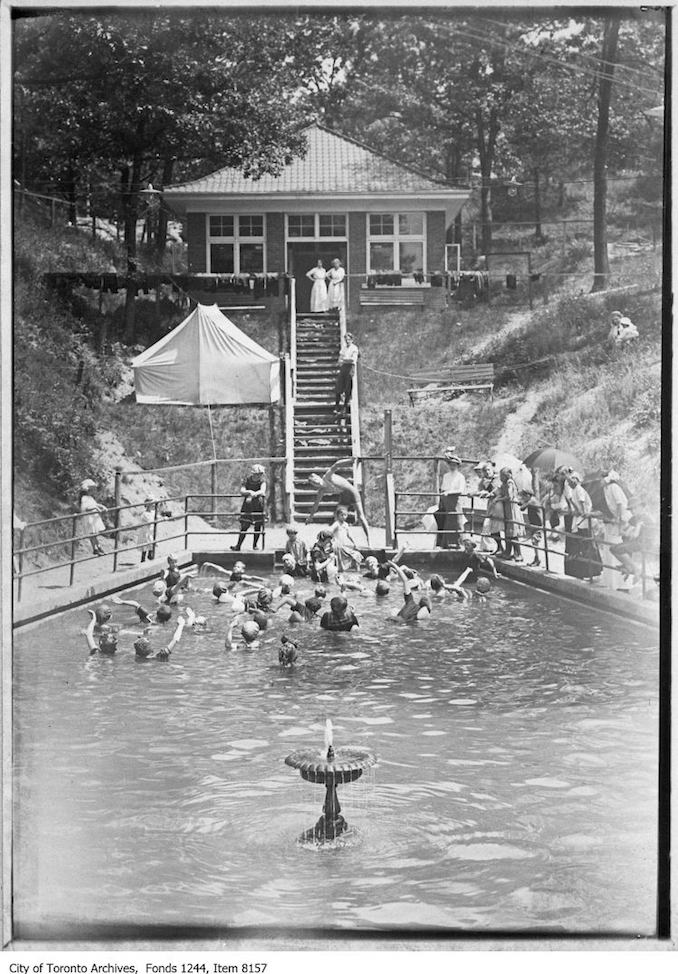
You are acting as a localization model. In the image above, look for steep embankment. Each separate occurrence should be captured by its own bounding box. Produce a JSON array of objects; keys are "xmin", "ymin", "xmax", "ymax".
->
[{"xmin": 353, "ymin": 274, "xmax": 662, "ymax": 526}]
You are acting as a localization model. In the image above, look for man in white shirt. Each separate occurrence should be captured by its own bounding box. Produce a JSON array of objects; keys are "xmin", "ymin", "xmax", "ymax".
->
[
  {"xmin": 435, "ymin": 451, "xmax": 468, "ymax": 549},
  {"xmin": 334, "ymin": 332, "xmax": 359, "ymax": 417}
]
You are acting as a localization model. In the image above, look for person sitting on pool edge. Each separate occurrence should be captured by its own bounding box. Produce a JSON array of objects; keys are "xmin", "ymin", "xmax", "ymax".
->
[
  {"xmin": 388, "ymin": 561, "xmax": 432, "ymax": 622},
  {"xmin": 320, "ymin": 596, "xmax": 359, "ymax": 631},
  {"xmin": 310, "ymin": 529, "xmax": 335, "ymax": 583},
  {"xmin": 284, "ymin": 525, "xmax": 309, "ymax": 576}
]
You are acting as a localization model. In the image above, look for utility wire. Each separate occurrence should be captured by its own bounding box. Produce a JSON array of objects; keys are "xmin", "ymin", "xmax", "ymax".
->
[
  {"xmin": 479, "ymin": 15, "xmax": 665, "ymax": 82},
  {"xmin": 451, "ymin": 22, "xmax": 661, "ymax": 99}
]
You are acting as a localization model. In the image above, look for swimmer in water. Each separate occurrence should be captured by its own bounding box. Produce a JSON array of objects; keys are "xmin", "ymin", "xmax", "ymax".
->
[
  {"xmin": 111, "ymin": 595, "xmax": 155, "ymax": 624},
  {"xmin": 83, "ymin": 610, "xmax": 184, "ymax": 658},
  {"xmin": 319, "ymin": 595, "xmax": 359, "ymax": 631},
  {"xmin": 200, "ymin": 561, "xmax": 266, "ymax": 586},
  {"xmin": 225, "ymin": 616, "xmax": 261, "ymax": 651},
  {"xmin": 272, "ymin": 573, "xmax": 296, "ymax": 600},
  {"xmin": 426, "ymin": 574, "xmax": 467, "ymax": 600},
  {"xmin": 388, "ymin": 562, "xmax": 432, "ymax": 621},
  {"xmin": 184, "ymin": 606, "xmax": 208, "ymax": 632},
  {"xmin": 91, "ymin": 603, "xmax": 113, "ymax": 630},
  {"xmin": 279, "ymin": 634, "xmax": 299, "ymax": 667}
]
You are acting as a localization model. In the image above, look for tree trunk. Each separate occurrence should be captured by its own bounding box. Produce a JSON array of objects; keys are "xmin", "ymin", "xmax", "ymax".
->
[
  {"xmin": 155, "ymin": 156, "xmax": 174, "ymax": 256},
  {"xmin": 475, "ymin": 107, "xmax": 497, "ymax": 254},
  {"xmin": 591, "ymin": 14, "xmax": 621, "ymax": 292},
  {"xmin": 533, "ymin": 167, "xmax": 544, "ymax": 242},
  {"xmin": 123, "ymin": 153, "xmax": 142, "ymax": 344}
]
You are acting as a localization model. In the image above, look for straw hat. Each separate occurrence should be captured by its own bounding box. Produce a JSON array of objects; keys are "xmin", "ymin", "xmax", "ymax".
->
[{"xmin": 80, "ymin": 479, "xmax": 97, "ymax": 491}]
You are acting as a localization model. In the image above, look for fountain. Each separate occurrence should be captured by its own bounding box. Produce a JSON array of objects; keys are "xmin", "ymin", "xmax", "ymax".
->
[{"xmin": 285, "ymin": 719, "xmax": 377, "ymax": 843}]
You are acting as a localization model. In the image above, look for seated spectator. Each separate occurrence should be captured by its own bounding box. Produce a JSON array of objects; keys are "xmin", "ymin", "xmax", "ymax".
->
[
  {"xmin": 609, "ymin": 310, "xmax": 639, "ymax": 347},
  {"xmin": 284, "ymin": 525, "xmax": 309, "ymax": 576}
]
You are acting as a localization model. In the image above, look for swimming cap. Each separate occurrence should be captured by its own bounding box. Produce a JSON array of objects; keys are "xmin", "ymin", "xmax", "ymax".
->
[
  {"xmin": 476, "ymin": 577, "xmax": 492, "ymax": 594},
  {"xmin": 375, "ymin": 580, "xmax": 390, "ymax": 596},
  {"xmin": 364, "ymin": 556, "xmax": 378, "ymax": 569},
  {"xmin": 156, "ymin": 604, "xmax": 172, "ymax": 623},
  {"xmin": 152, "ymin": 580, "xmax": 167, "ymax": 597},
  {"xmin": 99, "ymin": 632, "xmax": 118, "ymax": 654},
  {"xmin": 315, "ymin": 585, "xmax": 327, "ymax": 598},
  {"xmin": 304, "ymin": 596, "xmax": 322, "ymax": 617},
  {"xmin": 213, "ymin": 581, "xmax": 229, "ymax": 598},
  {"xmin": 233, "ymin": 561, "xmax": 246, "ymax": 572},
  {"xmin": 95, "ymin": 605, "xmax": 112, "ymax": 626},
  {"xmin": 257, "ymin": 587, "xmax": 273, "ymax": 606},
  {"xmin": 241, "ymin": 620, "xmax": 260, "ymax": 643},
  {"xmin": 192, "ymin": 615, "xmax": 208, "ymax": 631},
  {"xmin": 279, "ymin": 574, "xmax": 295, "ymax": 588},
  {"xmin": 251, "ymin": 610, "xmax": 269, "ymax": 630},
  {"xmin": 134, "ymin": 636, "xmax": 152, "ymax": 657},
  {"xmin": 282, "ymin": 553, "xmax": 296, "ymax": 566},
  {"xmin": 330, "ymin": 596, "xmax": 347, "ymax": 614},
  {"xmin": 231, "ymin": 597, "xmax": 246, "ymax": 613}
]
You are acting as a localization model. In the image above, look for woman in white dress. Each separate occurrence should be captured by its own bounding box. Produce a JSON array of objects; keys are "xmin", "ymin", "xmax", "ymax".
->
[
  {"xmin": 79, "ymin": 478, "xmax": 107, "ymax": 555},
  {"xmin": 326, "ymin": 258, "xmax": 346, "ymax": 311},
  {"xmin": 306, "ymin": 259, "xmax": 329, "ymax": 312}
]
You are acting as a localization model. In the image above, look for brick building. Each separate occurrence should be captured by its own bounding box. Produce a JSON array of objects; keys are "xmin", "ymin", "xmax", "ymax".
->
[{"xmin": 163, "ymin": 124, "xmax": 469, "ymax": 314}]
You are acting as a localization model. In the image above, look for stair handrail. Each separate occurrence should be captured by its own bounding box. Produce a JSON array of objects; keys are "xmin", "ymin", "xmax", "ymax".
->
[
  {"xmin": 289, "ymin": 277, "xmax": 297, "ymax": 398},
  {"xmin": 337, "ymin": 304, "xmax": 363, "ymax": 504},
  {"xmin": 284, "ymin": 353, "xmax": 295, "ymax": 521}
]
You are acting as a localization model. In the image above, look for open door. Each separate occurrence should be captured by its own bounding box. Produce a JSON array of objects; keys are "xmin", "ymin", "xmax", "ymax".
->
[{"xmin": 288, "ymin": 242, "xmax": 347, "ymax": 312}]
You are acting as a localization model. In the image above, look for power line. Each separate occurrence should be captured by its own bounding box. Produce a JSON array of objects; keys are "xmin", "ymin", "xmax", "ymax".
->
[
  {"xmin": 451, "ymin": 22, "xmax": 661, "ymax": 99},
  {"xmin": 479, "ymin": 15, "xmax": 665, "ymax": 82}
]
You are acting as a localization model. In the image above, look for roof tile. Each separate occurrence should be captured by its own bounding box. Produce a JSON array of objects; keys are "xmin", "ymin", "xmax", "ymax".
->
[{"xmin": 165, "ymin": 124, "xmax": 450, "ymax": 196}]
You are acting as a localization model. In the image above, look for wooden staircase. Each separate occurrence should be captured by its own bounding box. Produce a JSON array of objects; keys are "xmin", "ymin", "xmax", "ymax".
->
[{"xmin": 291, "ymin": 312, "xmax": 354, "ymax": 524}]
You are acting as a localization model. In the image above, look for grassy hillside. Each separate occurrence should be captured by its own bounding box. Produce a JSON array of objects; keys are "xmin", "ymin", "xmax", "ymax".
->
[{"xmin": 13, "ymin": 206, "xmax": 663, "ymax": 551}]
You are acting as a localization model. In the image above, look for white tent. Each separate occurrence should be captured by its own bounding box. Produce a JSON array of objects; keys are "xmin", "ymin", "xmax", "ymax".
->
[{"xmin": 132, "ymin": 303, "xmax": 280, "ymax": 405}]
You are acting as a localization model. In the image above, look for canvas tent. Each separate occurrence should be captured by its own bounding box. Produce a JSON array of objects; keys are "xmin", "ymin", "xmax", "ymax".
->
[{"xmin": 132, "ymin": 303, "xmax": 280, "ymax": 405}]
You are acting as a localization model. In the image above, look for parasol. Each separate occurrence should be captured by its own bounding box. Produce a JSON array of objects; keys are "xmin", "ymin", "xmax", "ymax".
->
[{"xmin": 522, "ymin": 446, "xmax": 581, "ymax": 474}]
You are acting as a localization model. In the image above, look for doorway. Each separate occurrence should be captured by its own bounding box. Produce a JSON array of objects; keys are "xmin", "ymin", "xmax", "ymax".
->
[{"xmin": 287, "ymin": 242, "xmax": 347, "ymax": 312}]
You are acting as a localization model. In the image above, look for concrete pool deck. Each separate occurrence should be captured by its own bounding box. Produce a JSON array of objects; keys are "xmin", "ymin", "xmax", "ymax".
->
[{"xmin": 13, "ymin": 519, "xmax": 660, "ymax": 629}]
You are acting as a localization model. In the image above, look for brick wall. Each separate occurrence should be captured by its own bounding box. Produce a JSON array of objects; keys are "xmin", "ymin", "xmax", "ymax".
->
[
  {"xmin": 265, "ymin": 212, "xmax": 285, "ymax": 272},
  {"xmin": 426, "ymin": 211, "xmax": 446, "ymax": 276},
  {"xmin": 347, "ymin": 212, "xmax": 367, "ymax": 314},
  {"xmin": 186, "ymin": 212, "xmax": 206, "ymax": 272}
]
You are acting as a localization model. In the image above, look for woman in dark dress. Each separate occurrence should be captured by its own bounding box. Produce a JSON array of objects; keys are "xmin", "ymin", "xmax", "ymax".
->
[{"xmin": 231, "ymin": 463, "xmax": 267, "ymax": 551}]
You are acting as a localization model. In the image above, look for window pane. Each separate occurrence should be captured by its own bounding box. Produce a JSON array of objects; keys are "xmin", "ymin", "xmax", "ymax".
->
[
  {"xmin": 398, "ymin": 212, "xmax": 424, "ymax": 235},
  {"xmin": 210, "ymin": 243, "xmax": 234, "ymax": 274},
  {"xmin": 239, "ymin": 243, "xmax": 264, "ymax": 273},
  {"xmin": 369, "ymin": 242, "xmax": 394, "ymax": 272},
  {"xmin": 209, "ymin": 215, "xmax": 233, "ymax": 237},
  {"xmin": 288, "ymin": 214, "xmax": 315, "ymax": 237},
  {"xmin": 399, "ymin": 242, "xmax": 424, "ymax": 275},
  {"xmin": 369, "ymin": 214, "xmax": 394, "ymax": 236},
  {"xmin": 318, "ymin": 214, "xmax": 346, "ymax": 237},
  {"xmin": 239, "ymin": 215, "xmax": 263, "ymax": 237}
]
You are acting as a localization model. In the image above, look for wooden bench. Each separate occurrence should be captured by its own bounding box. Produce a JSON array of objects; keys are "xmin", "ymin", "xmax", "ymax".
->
[{"xmin": 407, "ymin": 364, "xmax": 495, "ymax": 405}]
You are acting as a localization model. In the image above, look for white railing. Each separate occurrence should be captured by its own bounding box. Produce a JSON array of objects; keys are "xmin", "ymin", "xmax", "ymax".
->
[
  {"xmin": 284, "ymin": 353, "xmax": 295, "ymax": 521},
  {"xmin": 289, "ymin": 277, "xmax": 297, "ymax": 398}
]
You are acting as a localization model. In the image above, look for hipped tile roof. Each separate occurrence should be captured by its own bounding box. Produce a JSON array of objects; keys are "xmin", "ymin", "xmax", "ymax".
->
[{"xmin": 165, "ymin": 123, "xmax": 454, "ymax": 197}]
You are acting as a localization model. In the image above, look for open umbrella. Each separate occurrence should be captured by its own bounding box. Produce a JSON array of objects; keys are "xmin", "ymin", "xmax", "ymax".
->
[
  {"xmin": 491, "ymin": 452, "xmax": 532, "ymax": 491},
  {"xmin": 523, "ymin": 447, "xmax": 581, "ymax": 474}
]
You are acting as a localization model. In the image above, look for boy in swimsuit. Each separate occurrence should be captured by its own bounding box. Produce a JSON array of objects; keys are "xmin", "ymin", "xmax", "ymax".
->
[{"xmin": 388, "ymin": 562, "xmax": 432, "ymax": 621}]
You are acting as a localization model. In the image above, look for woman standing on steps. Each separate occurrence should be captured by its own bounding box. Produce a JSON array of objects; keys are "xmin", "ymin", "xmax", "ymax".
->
[
  {"xmin": 335, "ymin": 332, "xmax": 359, "ymax": 418},
  {"xmin": 231, "ymin": 463, "xmax": 266, "ymax": 551},
  {"xmin": 306, "ymin": 259, "xmax": 329, "ymax": 313},
  {"xmin": 326, "ymin": 258, "xmax": 346, "ymax": 312}
]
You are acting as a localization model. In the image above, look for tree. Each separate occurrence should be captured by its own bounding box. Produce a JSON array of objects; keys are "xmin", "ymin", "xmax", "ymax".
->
[
  {"xmin": 14, "ymin": 11, "xmax": 312, "ymax": 339},
  {"xmin": 591, "ymin": 14, "xmax": 622, "ymax": 292}
]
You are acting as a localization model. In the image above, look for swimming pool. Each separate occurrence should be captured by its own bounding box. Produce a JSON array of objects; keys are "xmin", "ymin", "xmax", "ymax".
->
[{"xmin": 12, "ymin": 572, "xmax": 659, "ymax": 938}]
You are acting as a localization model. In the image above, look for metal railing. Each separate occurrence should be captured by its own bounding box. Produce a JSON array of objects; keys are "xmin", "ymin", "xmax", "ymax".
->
[
  {"xmin": 284, "ymin": 353, "xmax": 295, "ymax": 520},
  {"xmin": 391, "ymin": 486, "xmax": 657, "ymax": 596}
]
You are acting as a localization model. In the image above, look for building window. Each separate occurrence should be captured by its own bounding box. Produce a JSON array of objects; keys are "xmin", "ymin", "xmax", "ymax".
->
[
  {"xmin": 367, "ymin": 212, "xmax": 426, "ymax": 276},
  {"xmin": 318, "ymin": 214, "xmax": 346, "ymax": 237},
  {"xmin": 208, "ymin": 214, "xmax": 264, "ymax": 273},
  {"xmin": 287, "ymin": 213, "xmax": 347, "ymax": 239},
  {"xmin": 288, "ymin": 214, "xmax": 315, "ymax": 238}
]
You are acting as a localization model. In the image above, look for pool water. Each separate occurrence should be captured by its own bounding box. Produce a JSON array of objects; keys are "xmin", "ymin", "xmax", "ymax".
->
[{"xmin": 13, "ymin": 573, "xmax": 659, "ymax": 936}]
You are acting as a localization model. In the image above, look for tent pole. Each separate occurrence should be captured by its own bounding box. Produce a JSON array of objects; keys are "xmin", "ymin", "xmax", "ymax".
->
[
  {"xmin": 269, "ymin": 405, "xmax": 277, "ymax": 524},
  {"xmin": 207, "ymin": 404, "xmax": 217, "ymax": 522}
]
